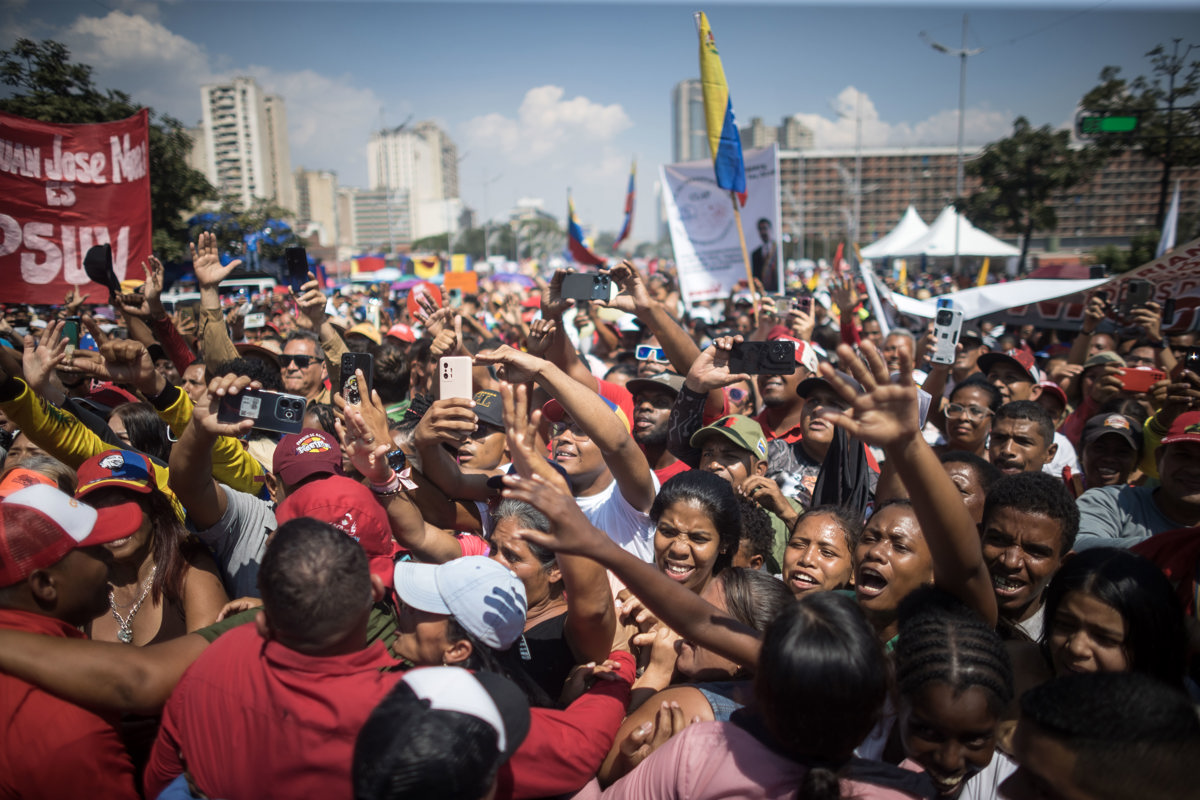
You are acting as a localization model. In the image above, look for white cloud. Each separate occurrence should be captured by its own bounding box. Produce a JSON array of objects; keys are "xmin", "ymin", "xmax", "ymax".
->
[
  {"xmin": 57, "ymin": 10, "xmax": 382, "ymax": 187},
  {"xmin": 464, "ymin": 85, "xmax": 631, "ymax": 166},
  {"xmin": 793, "ymin": 86, "xmax": 1013, "ymax": 149}
]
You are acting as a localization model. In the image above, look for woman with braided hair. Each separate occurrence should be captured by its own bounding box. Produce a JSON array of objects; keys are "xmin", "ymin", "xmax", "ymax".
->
[{"xmin": 892, "ymin": 588, "xmax": 1015, "ymax": 800}]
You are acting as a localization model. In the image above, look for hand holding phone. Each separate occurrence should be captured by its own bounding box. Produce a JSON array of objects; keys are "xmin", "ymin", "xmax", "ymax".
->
[
  {"xmin": 726, "ymin": 340, "xmax": 796, "ymax": 375},
  {"xmin": 930, "ymin": 307, "xmax": 964, "ymax": 366},
  {"xmin": 560, "ymin": 273, "xmax": 615, "ymax": 303},
  {"xmin": 439, "ymin": 356, "xmax": 473, "ymax": 400},
  {"xmin": 1116, "ymin": 367, "xmax": 1166, "ymax": 394},
  {"xmin": 340, "ymin": 352, "xmax": 374, "ymax": 401}
]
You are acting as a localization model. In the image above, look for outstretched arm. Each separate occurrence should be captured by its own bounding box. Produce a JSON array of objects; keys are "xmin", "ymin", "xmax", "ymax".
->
[
  {"xmin": 501, "ymin": 472, "xmax": 762, "ymax": 668},
  {"xmin": 818, "ymin": 341, "xmax": 997, "ymax": 626}
]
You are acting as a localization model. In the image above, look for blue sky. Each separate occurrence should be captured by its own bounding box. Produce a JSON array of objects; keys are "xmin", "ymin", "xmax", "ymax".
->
[{"xmin": 3, "ymin": 0, "xmax": 1198, "ymax": 244}]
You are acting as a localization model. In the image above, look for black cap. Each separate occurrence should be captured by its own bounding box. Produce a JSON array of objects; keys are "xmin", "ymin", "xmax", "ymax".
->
[
  {"xmin": 796, "ymin": 370, "xmax": 862, "ymax": 399},
  {"xmin": 473, "ymin": 389, "xmax": 505, "ymax": 430}
]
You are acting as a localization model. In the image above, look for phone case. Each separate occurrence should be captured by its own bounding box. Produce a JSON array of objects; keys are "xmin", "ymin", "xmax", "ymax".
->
[
  {"xmin": 727, "ymin": 340, "xmax": 796, "ymax": 375},
  {"xmin": 1117, "ymin": 367, "xmax": 1166, "ymax": 394},
  {"xmin": 930, "ymin": 308, "xmax": 964, "ymax": 366},
  {"xmin": 439, "ymin": 356, "xmax": 473, "ymax": 400},
  {"xmin": 216, "ymin": 389, "xmax": 306, "ymax": 434},
  {"xmin": 561, "ymin": 273, "xmax": 614, "ymax": 302},
  {"xmin": 340, "ymin": 353, "xmax": 374, "ymax": 396}
]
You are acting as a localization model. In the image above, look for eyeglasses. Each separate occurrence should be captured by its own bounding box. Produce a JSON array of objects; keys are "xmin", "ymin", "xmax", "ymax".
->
[
  {"xmin": 549, "ymin": 420, "xmax": 589, "ymax": 440},
  {"xmin": 281, "ymin": 354, "xmax": 317, "ymax": 368},
  {"xmin": 946, "ymin": 403, "xmax": 993, "ymax": 421},
  {"xmin": 635, "ymin": 345, "xmax": 668, "ymax": 363}
]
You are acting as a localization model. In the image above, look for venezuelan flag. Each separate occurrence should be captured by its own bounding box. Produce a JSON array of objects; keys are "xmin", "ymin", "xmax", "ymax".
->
[
  {"xmin": 414, "ymin": 256, "xmax": 441, "ymax": 280},
  {"xmin": 613, "ymin": 160, "xmax": 636, "ymax": 250},
  {"xmin": 567, "ymin": 193, "xmax": 605, "ymax": 266},
  {"xmin": 696, "ymin": 12, "xmax": 746, "ymax": 202}
]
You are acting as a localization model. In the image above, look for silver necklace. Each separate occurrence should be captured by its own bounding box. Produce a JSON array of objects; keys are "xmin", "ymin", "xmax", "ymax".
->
[{"xmin": 109, "ymin": 566, "xmax": 156, "ymax": 644}]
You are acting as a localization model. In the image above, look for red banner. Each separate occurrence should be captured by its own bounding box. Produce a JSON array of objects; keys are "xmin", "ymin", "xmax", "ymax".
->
[{"xmin": 0, "ymin": 109, "xmax": 152, "ymax": 304}]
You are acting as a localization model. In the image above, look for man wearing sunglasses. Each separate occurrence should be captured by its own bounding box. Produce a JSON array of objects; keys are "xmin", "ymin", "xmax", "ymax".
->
[{"xmin": 280, "ymin": 331, "xmax": 329, "ymax": 403}]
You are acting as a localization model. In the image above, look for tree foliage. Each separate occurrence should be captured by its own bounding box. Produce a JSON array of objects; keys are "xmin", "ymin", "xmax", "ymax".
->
[
  {"xmin": 964, "ymin": 117, "xmax": 1101, "ymax": 272},
  {"xmin": 1081, "ymin": 40, "xmax": 1200, "ymax": 227},
  {"xmin": 0, "ymin": 38, "xmax": 214, "ymax": 262}
]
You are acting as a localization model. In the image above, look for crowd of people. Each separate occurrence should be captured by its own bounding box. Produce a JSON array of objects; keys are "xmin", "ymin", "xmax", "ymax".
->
[{"xmin": 0, "ymin": 235, "xmax": 1197, "ymax": 800}]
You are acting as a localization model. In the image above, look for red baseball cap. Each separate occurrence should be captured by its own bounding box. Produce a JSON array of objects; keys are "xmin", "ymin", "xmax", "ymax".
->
[
  {"xmin": 75, "ymin": 450, "xmax": 156, "ymax": 499},
  {"xmin": 0, "ymin": 484, "xmax": 141, "ymax": 586},
  {"xmin": 272, "ymin": 430, "xmax": 344, "ymax": 487},
  {"xmin": 274, "ymin": 475, "xmax": 399, "ymax": 587},
  {"xmin": 978, "ymin": 349, "xmax": 1042, "ymax": 383},
  {"xmin": 1161, "ymin": 411, "xmax": 1200, "ymax": 448},
  {"xmin": 1036, "ymin": 381, "xmax": 1068, "ymax": 407},
  {"xmin": 386, "ymin": 323, "xmax": 416, "ymax": 343}
]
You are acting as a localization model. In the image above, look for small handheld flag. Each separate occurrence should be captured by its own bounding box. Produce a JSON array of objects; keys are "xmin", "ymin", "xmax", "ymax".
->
[
  {"xmin": 613, "ymin": 160, "xmax": 636, "ymax": 251},
  {"xmin": 567, "ymin": 193, "xmax": 606, "ymax": 267},
  {"xmin": 696, "ymin": 11, "xmax": 746, "ymax": 204}
]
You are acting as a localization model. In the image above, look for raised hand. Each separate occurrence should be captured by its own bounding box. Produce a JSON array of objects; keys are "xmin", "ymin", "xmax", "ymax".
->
[
  {"xmin": 500, "ymin": 381, "xmax": 570, "ymax": 493},
  {"xmin": 68, "ymin": 339, "xmax": 162, "ymax": 396},
  {"xmin": 526, "ymin": 317, "xmax": 557, "ymax": 358},
  {"xmin": 501, "ymin": 471, "xmax": 610, "ymax": 557},
  {"xmin": 62, "ymin": 286, "xmax": 90, "ymax": 316},
  {"xmin": 1129, "ymin": 300, "xmax": 1164, "ymax": 344},
  {"xmin": 294, "ymin": 273, "xmax": 328, "ymax": 329},
  {"xmin": 114, "ymin": 291, "xmax": 150, "ymax": 319},
  {"xmin": 1080, "ymin": 291, "xmax": 1109, "ymax": 334},
  {"xmin": 474, "ymin": 344, "xmax": 546, "ymax": 385},
  {"xmin": 541, "ymin": 268, "xmax": 574, "ymax": 319},
  {"xmin": 785, "ymin": 302, "xmax": 816, "ymax": 342},
  {"xmin": 413, "ymin": 397, "xmax": 478, "ymax": 450},
  {"xmin": 194, "ymin": 374, "xmax": 259, "ymax": 438},
  {"xmin": 22, "ymin": 321, "xmax": 70, "ymax": 394},
  {"xmin": 830, "ymin": 274, "xmax": 859, "ymax": 316},
  {"xmin": 599, "ymin": 260, "xmax": 653, "ymax": 315},
  {"xmin": 429, "ymin": 315, "xmax": 463, "ymax": 360},
  {"xmin": 191, "ymin": 232, "xmax": 240, "ymax": 290},
  {"xmin": 684, "ymin": 335, "xmax": 752, "ymax": 394},
  {"xmin": 142, "ymin": 255, "xmax": 167, "ymax": 319},
  {"xmin": 816, "ymin": 341, "xmax": 920, "ymax": 449}
]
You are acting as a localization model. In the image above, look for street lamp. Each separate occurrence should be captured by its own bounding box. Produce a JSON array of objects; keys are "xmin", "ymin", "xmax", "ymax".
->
[{"xmin": 922, "ymin": 15, "xmax": 983, "ymax": 277}]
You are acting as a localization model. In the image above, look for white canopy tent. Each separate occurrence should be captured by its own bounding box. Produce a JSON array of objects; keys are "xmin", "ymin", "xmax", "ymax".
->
[
  {"xmin": 892, "ymin": 205, "xmax": 1021, "ymax": 258},
  {"xmin": 860, "ymin": 205, "xmax": 930, "ymax": 259}
]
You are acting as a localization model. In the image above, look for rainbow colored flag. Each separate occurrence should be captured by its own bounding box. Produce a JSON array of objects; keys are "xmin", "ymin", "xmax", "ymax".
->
[
  {"xmin": 613, "ymin": 160, "xmax": 636, "ymax": 250},
  {"xmin": 567, "ymin": 193, "xmax": 605, "ymax": 266},
  {"xmin": 696, "ymin": 12, "xmax": 746, "ymax": 204}
]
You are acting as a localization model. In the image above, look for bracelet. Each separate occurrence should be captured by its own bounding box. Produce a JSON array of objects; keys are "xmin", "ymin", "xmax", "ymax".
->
[{"xmin": 369, "ymin": 471, "xmax": 400, "ymax": 494}]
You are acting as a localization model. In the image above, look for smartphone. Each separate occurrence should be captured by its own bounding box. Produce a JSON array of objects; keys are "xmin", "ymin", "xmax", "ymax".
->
[
  {"xmin": 930, "ymin": 306, "xmax": 964, "ymax": 366},
  {"xmin": 340, "ymin": 352, "xmax": 374, "ymax": 401},
  {"xmin": 1120, "ymin": 279, "xmax": 1154, "ymax": 317},
  {"xmin": 561, "ymin": 273, "xmax": 614, "ymax": 303},
  {"xmin": 793, "ymin": 296, "xmax": 813, "ymax": 316},
  {"xmin": 727, "ymin": 340, "xmax": 796, "ymax": 375},
  {"xmin": 216, "ymin": 388, "xmax": 307, "ymax": 434},
  {"xmin": 439, "ymin": 356, "xmax": 473, "ymax": 400},
  {"xmin": 1089, "ymin": 264, "xmax": 1107, "ymax": 280},
  {"xmin": 447, "ymin": 288, "xmax": 464, "ymax": 309},
  {"xmin": 1116, "ymin": 367, "xmax": 1166, "ymax": 394},
  {"xmin": 244, "ymin": 312, "xmax": 266, "ymax": 330},
  {"xmin": 284, "ymin": 247, "xmax": 309, "ymax": 293},
  {"xmin": 1162, "ymin": 298, "xmax": 1176, "ymax": 327},
  {"xmin": 1185, "ymin": 347, "xmax": 1200, "ymax": 374},
  {"xmin": 61, "ymin": 317, "xmax": 81, "ymax": 348},
  {"xmin": 178, "ymin": 305, "xmax": 197, "ymax": 325}
]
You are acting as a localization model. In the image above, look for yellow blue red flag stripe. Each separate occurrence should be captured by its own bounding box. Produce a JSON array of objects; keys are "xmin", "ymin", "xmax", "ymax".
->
[
  {"xmin": 613, "ymin": 159, "xmax": 636, "ymax": 250},
  {"xmin": 567, "ymin": 193, "xmax": 606, "ymax": 266},
  {"xmin": 696, "ymin": 11, "xmax": 746, "ymax": 199}
]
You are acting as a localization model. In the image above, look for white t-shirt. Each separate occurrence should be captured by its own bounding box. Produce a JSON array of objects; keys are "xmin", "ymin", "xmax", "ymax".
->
[{"xmin": 575, "ymin": 477, "xmax": 657, "ymax": 562}]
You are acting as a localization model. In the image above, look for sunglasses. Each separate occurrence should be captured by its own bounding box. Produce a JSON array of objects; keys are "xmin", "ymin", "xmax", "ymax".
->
[
  {"xmin": 945, "ymin": 403, "xmax": 993, "ymax": 421},
  {"xmin": 549, "ymin": 420, "xmax": 590, "ymax": 440},
  {"xmin": 727, "ymin": 387, "xmax": 749, "ymax": 403},
  {"xmin": 635, "ymin": 345, "xmax": 668, "ymax": 362},
  {"xmin": 281, "ymin": 354, "xmax": 317, "ymax": 368}
]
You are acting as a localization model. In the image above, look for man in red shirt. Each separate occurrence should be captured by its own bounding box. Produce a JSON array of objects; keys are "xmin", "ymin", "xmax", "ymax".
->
[
  {"xmin": 0, "ymin": 484, "xmax": 142, "ymax": 800},
  {"xmin": 144, "ymin": 517, "xmax": 402, "ymax": 799}
]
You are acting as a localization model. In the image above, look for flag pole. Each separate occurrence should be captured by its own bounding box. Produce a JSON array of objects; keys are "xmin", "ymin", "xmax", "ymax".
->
[{"xmin": 730, "ymin": 190, "xmax": 757, "ymax": 313}]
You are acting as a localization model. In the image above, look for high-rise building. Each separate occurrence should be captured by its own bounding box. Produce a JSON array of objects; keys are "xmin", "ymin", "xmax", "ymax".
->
[
  {"xmin": 198, "ymin": 77, "xmax": 294, "ymax": 211},
  {"xmin": 294, "ymin": 169, "xmax": 339, "ymax": 247},
  {"xmin": 739, "ymin": 117, "xmax": 778, "ymax": 151},
  {"xmin": 672, "ymin": 79, "xmax": 708, "ymax": 163},
  {"xmin": 344, "ymin": 187, "xmax": 412, "ymax": 252},
  {"xmin": 779, "ymin": 117, "xmax": 814, "ymax": 151},
  {"xmin": 367, "ymin": 121, "xmax": 459, "ymax": 200}
]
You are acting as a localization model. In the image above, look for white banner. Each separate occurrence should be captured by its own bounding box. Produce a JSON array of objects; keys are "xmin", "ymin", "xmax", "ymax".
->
[{"xmin": 661, "ymin": 144, "xmax": 781, "ymax": 305}]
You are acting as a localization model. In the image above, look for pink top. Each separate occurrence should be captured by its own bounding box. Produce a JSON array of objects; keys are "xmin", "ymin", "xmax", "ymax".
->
[{"xmin": 592, "ymin": 721, "xmax": 924, "ymax": 800}]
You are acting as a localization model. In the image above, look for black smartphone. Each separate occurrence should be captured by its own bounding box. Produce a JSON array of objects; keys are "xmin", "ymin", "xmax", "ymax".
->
[
  {"xmin": 216, "ymin": 388, "xmax": 307, "ymax": 434},
  {"xmin": 561, "ymin": 273, "xmax": 613, "ymax": 302},
  {"xmin": 1120, "ymin": 279, "xmax": 1154, "ymax": 317},
  {"xmin": 1089, "ymin": 264, "xmax": 1107, "ymax": 280},
  {"xmin": 61, "ymin": 317, "xmax": 81, "ymax": 348},
  {"xmin": 1162, "ymin": 298, "xmax": 1176, "ymax": 326},
  {"xmin": 339, "ymin": 352, "xmax": 374, "ymax": 402},
  {"xmin": 284, "ymin": 247, "xmax": 309, "ymax": 293},
  {"xmin": 727, "ymin": 340, "xmax": 797, "ymax": 375}
]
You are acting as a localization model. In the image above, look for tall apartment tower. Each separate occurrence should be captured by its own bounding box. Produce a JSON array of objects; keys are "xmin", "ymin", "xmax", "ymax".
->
[
  {"xmin": 672, "ymin": 79, "xmax": 709, "ymax": 163},
  {"xmin": 779, "ymin": 117, "xmax": 814, "ymax": 151},
  {"xmin": 294, "ymin": 168, "xmax": 340, "ymax": 247},
  {"xmin": 199, "ymin": 77, "xmax": 294, "ymax": 211},
  {"xmin": 367, "ymin": 121, "xmax": 459, "ymax": 200}
]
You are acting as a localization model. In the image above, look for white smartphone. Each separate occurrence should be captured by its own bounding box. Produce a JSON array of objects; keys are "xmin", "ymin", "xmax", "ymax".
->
[
  {"xmin": 439, "ymin": 356, "xmax": 473, "ymax": 400},
  {"xmin": 930, "ymin": 306, "xmax": 964, "ymax": 366}
]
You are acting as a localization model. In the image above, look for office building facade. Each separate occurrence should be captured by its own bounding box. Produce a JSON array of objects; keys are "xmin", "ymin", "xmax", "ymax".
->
[{"xmin": 198, "ymin": 77, "xmax": 294, "ymax": 211}]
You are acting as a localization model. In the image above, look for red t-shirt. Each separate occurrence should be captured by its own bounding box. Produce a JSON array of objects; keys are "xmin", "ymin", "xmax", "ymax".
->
[
  {"xmin": 0, "ymin": 610, "xmax": 138, "ymax": 800},
  {"xmin": 145, "ymin": 623, "xmax": 403, "ymax": 800},
  {"xmin": 653, "ymin": 458, "xmax": 692, "ymax": 485}
]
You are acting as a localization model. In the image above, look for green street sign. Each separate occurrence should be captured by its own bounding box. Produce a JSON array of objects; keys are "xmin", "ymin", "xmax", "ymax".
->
[{"xmin": 1078, "ymin": 114, "xmax": 1139, "ymax": 135}]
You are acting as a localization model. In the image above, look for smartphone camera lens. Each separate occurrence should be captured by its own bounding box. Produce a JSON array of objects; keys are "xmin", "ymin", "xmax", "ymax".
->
[{"xmin": 936, "ymin": 310, "xmax": 953, "ymax": 325}]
